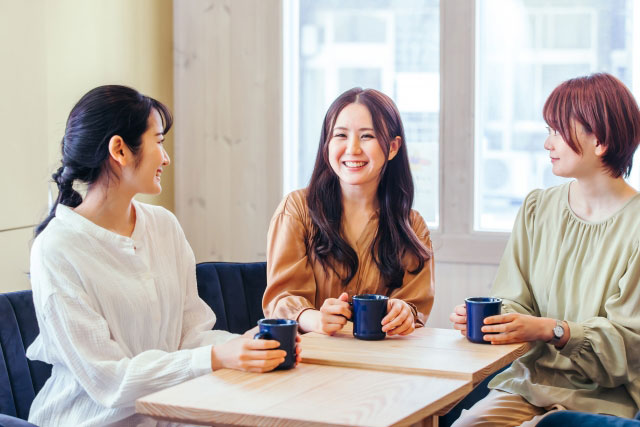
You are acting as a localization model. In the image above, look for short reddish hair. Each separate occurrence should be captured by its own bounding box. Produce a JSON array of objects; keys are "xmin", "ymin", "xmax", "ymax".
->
[{"xmin": 543, "ymin": 73, "xmax": 640, "ymax": 178}]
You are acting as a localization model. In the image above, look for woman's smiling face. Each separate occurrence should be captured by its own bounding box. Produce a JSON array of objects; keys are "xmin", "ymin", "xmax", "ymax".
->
[{"xmin": 328, "ymin": 102, "xmax": 398, "ymax": 192}]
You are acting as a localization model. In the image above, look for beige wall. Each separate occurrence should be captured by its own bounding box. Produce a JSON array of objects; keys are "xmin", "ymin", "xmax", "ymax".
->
[{"xmin": 0, "ymin": 0, "xmax": 173, "ymax": 292}]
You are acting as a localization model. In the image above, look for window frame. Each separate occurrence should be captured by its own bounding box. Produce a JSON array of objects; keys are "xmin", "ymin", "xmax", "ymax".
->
[{"xmin": 435, "ymin": 0, "xmax": 509, "ymax": 264}]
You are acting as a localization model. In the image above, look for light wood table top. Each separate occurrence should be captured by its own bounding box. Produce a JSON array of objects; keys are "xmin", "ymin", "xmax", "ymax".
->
[
  {"xmin": 136, "ymin": 363, "xmax": 471, "ymax": 427},
  {"xmin": 300, "ymin": 323, "xmax": 531, "ymax": 386}
]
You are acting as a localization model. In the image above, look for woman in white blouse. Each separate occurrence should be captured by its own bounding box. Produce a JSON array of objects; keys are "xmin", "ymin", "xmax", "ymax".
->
[{"xmin": 27, "ymin": 85, "xmax": 297, "ymax": 427}]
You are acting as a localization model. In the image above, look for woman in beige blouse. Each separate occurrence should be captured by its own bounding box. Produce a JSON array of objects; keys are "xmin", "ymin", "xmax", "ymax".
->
[{"xmin": 263, "ymin": 88, "xmax": 435, "ymax": 335}]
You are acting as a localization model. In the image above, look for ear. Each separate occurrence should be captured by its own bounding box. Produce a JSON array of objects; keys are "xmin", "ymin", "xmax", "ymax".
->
[
  {"xmin": 594, "ymin": 140, "xmax": 607, "ymax": 157},
  {"xmin": 388, "ymin": 136, "xmax": 401, "ymax": 161},
  {"xmin": 108, "ymin": 135, "xmax": 130, "ymax": 167}
]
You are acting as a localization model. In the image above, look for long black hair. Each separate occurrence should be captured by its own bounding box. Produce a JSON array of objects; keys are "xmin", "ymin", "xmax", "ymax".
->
[
  {"xmin": 35, "ymin": 85, "xmax": 172, "ymax": 237},
  {"xmin": 307, "ymin": 87, "xmax": 431, "ymax": 289}
]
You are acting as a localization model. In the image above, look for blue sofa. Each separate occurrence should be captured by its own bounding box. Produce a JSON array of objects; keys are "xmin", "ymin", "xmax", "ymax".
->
[{"xmin": 3, "ymin": 261, "xmax": 637, "ymax": 427}]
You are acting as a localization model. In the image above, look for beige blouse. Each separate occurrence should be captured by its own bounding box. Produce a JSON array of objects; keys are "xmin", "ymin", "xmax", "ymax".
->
[{"xmin": 263, "ymin": 189, "xmax": 435, "ymax": 327}]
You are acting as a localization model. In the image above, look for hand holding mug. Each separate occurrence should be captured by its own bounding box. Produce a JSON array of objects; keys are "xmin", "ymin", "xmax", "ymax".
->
[
  {"xmin": 318, "ymin": 292, "xmax": 351, "ymax": 335},
  {"xmin": 449, "ymin": 303, "xmax": 467, "ymax": 336},
  {"xmin": 243, "ymin": 326, "xmax": 303, "ymax": 365},
  {"xmin": 481, "ymin": 313, "xmax": 557, "ymax": 344},
  {"xmin": 382, "ymin": 298, "xmax": 415, "ymax": 336},
  {"xmin": 253, "ymin": 319, "xmax": 299, "ymax": 370},
  {"xmin": 210, "ymin": 335, "xmax": 285, "ymax": 373}
]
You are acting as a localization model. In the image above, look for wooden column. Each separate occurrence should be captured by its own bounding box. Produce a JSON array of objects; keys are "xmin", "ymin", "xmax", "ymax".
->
[{"xmin": 173, "ymin": 0, "xmax": 282, "ymax": 262}]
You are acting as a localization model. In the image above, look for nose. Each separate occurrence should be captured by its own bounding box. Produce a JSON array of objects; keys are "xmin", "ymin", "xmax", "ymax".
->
[
  {"xmin": 162, "ymin": 147, "xmax": 171, "ymax": 166},
  {"xmin": 543, "ymin": 136, "xmax": 553, "ymax": 151},
  {"xmin": 345, "ymin": 135, "xmax": 362, "ymax": 155}
]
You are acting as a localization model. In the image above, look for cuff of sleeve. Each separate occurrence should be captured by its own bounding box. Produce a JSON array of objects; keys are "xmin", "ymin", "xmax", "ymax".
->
[
  {"xmin": 405, "ymin": 302, "xmax": 423, "ymax": 327},
  {"xmin": 559, "ymin": 320, "xmax": 585, "ymax": 357},
  {"xmin": 191, "ymin": 345, "xmax": 214, "ymax": 376}
]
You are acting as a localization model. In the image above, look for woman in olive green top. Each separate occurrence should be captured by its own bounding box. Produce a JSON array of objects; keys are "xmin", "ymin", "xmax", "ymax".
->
[{"xmin": 451, "ymin": 73, "xmax": 640, "ymax": 426}]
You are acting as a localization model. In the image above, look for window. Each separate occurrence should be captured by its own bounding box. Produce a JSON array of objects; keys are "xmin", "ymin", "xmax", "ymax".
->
[
  {"xmin": 284, "ymin": 0, "xmax": 640, "ymax": 262},
  {"xmin": 283, "ymin": 0, "xmax": 441, "ymax": 227},
  {"xmin": 475, "ymin": 0, "xmax": 640, "ymax": 231}
]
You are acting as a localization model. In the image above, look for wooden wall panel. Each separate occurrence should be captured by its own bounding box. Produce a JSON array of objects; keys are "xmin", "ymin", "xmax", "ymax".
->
[
  {"xmin": 174, "ymin": 0, "xmax": 282, "ymax": 262},
  {"xmin": 429, "ymin": 261, "xmax": 499, "ymax": 328}
]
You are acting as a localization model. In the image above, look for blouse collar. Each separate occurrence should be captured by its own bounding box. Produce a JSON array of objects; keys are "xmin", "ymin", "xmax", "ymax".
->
[{"xmin": 55, "ymin": 200, "xmax": 146, "ymax": 253}]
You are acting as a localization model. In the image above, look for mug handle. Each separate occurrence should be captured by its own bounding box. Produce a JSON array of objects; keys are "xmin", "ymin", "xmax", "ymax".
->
[
  {"xmin": 253, "ymin": 331, "xmax": 272, "ymax": 340},
  {"xmin": 349, "ymin": 301, "xmax": 356, "ymax": 328}
]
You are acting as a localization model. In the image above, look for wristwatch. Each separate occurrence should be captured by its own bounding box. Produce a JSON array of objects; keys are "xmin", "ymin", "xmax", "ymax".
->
[{"xmin": 549, "ymin": 320, "xmax": 565, "ymax": 345}]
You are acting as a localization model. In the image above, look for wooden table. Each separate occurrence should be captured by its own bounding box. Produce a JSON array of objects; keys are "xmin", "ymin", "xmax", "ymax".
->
[
  {"xmin": 300, "ymin": 323, "xmax": 531, "ymax": 386},
  {"xmin": 136, "ymin": 363, "xmax": 471, "ymax": 426},
  {"xmin": 137, "ymin": 326, "xmax": 531, "ymax": 426}
]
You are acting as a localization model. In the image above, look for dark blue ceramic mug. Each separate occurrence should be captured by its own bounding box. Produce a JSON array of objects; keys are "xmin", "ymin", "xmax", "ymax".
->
[
  {"xmin": 253, "ymin": 318, "xmax": 297, "ymax": 369},
  {"xmin": 351, "ymin": 294, "xmax": 389, "ymax": 341},
  {"xmin": 465, "ymin": 297, "xmax": 502, "ymax": 344}
]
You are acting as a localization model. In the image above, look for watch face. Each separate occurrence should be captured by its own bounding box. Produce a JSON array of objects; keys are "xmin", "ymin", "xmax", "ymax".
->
[{"xmin": 553, "ymin": 325, "xmax": 564, "ymax": 338}]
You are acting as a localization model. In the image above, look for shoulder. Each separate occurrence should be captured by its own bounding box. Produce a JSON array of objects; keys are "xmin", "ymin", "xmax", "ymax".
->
[
  {"xmin": 134, "ymin": 200, "xmax": 177, "ymax": 221},
  {"xmin": 135, "ymin": 200, "xmax": 181, "ymax": 231},
  {"xmin": 519, "ymin": 182, "xmax": 567, "ymax": 220},
  {"xmin": 31, "ymin": 217, "xmax": 81, "ymax": 266},
  {"xmin": 272, "ymin": 189, "xmax": 309, "ymax": 222},
  {"xmin": 30, "ymin": 220, "xmax": 85, "ymax": 299}
]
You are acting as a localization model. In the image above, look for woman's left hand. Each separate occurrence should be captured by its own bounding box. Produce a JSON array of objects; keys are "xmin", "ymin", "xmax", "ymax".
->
[
  {"xmin": 382, "ymin": 299, "xmax": 415, "ymax": 336},
  {"xmin": 481, "ymin": 313, "xmax": 554, "ymax": 344}
]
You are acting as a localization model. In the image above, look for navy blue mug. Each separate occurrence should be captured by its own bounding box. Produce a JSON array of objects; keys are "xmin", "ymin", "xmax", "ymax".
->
[
  {"xmin": 351, "ymin": 294, "xmax": 389, "ymax": 341},
  {"xmin": 253, "ymin": 318, "xmax": 297, "ymax": 370},
  {"xmin": 465, "ymin": 297, "xmax": 502, "ymax": 344}
]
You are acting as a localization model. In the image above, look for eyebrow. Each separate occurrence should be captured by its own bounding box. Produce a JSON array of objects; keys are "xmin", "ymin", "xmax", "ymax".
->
[{"xmin": 333, "ymin": 127, "xmax": 375, "ymax": 132}]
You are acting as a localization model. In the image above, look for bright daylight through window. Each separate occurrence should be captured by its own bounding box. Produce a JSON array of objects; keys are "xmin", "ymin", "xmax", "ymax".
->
[
  {"xmin": 285, "ymin": 0, "xmax": 640, "ymax": 239},
  {"xmin": 475, "ymin": 0, "xmax": 640, "ymax": 231}
]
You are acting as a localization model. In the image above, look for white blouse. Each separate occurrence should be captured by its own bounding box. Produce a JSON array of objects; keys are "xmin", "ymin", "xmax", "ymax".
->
[{"xmin": 27, "ymin": 201, "xmax": 237, "ymax": 427}]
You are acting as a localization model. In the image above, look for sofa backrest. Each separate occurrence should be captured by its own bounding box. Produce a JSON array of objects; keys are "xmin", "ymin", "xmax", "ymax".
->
[
  {"xmin": 195, "ymin": 262, "xmax": 267, "ymax": 334},
  {"xmin": 0, "ymin": 291, "xmax": 51, "ymax": 420}
]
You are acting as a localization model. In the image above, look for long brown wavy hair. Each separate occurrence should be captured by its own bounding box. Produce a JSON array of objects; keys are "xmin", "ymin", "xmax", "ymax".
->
[{"xmin": 306, "ymin": 87, "xmax": 432, "ymax": 289}]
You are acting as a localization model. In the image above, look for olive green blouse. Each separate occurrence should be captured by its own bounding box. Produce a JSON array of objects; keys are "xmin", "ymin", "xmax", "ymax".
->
[{"xmin": 489, "ymin": 182, "xmax": 640, "ymax": 418}]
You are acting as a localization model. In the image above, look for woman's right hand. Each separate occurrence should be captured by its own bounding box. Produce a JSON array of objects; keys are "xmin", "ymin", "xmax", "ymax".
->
[
  {"xmin": 210, "ymin": 336, "xmax": 286, "ymax": 373},
  {"xmin": 298, "ymin": 292, "xmax": 351, "ymax": 334},
  {"xmin": 449, "ymin": 304, "xmax": 467, "ymax": 336}
]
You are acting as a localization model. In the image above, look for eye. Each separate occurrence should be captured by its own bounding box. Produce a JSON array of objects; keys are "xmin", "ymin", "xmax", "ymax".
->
[
  {"xmin": 361, "ymin": 133, "xmax": 375, "ymax": 139},
  {"xmin": 333, "ymin": 133, "xmax": 346, "ymax": 138},
  {"xmin": 545, "ymin": 126, "xmax": 558, "ymax": 136}
]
